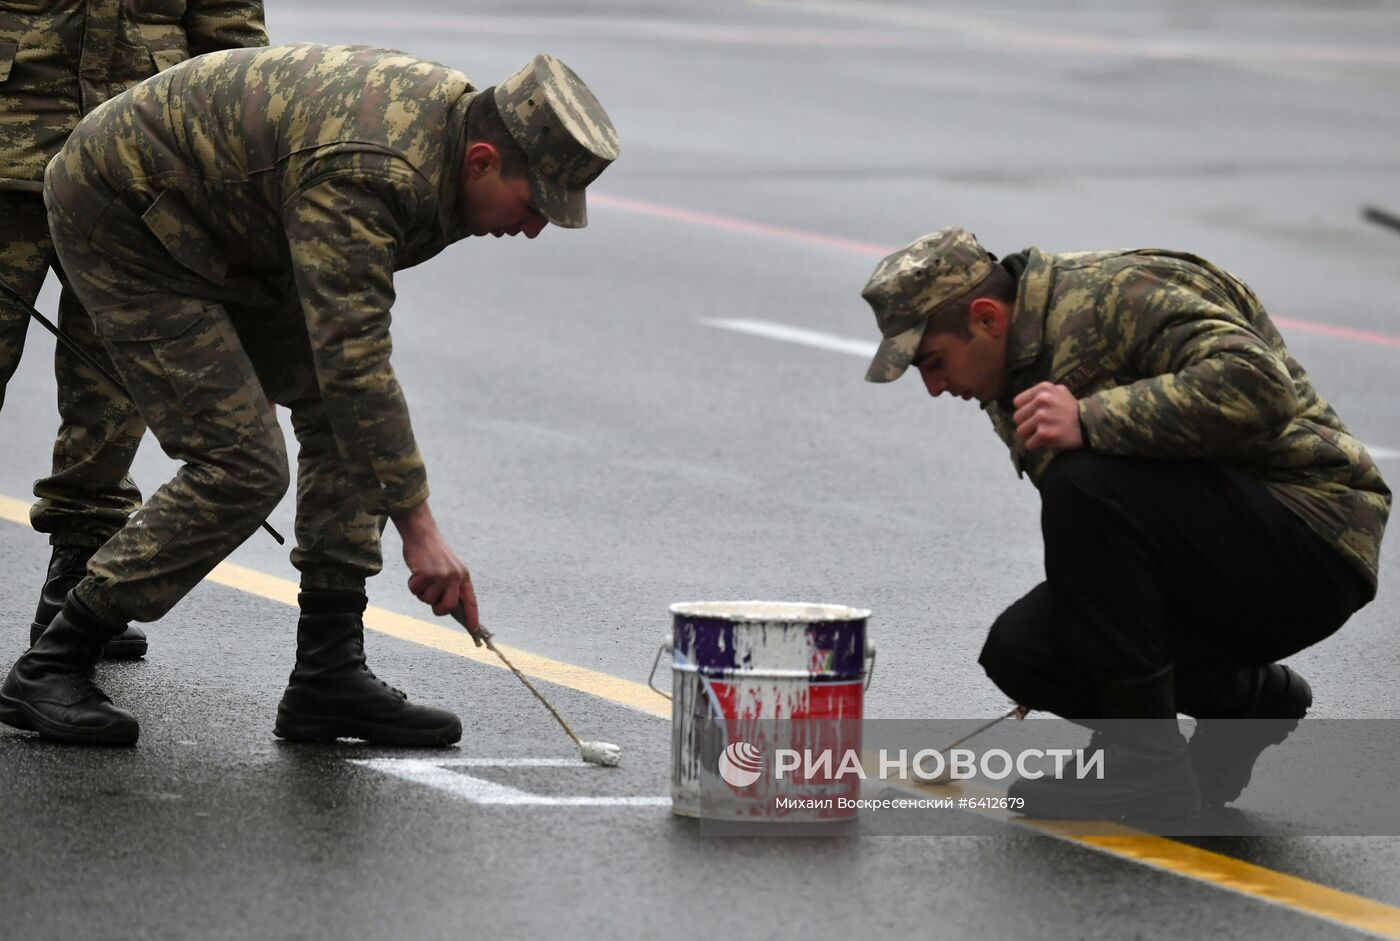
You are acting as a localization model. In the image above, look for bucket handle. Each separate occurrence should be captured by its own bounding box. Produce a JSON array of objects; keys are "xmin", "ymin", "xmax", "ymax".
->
[
  {"xmin": 649, "ymin": 637, "xmax": 877, "ymax": 697},
  {"xmin": 648, "ymin": 637, "xmax": 673, "ymax": 700}
]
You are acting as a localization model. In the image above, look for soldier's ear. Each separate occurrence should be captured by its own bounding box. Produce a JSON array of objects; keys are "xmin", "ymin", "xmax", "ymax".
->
[
  {"xmin": 464, "ymin": 142, "xmax": 502, "ymax": 178},
  {"xmin": 968, "ymin": 297, "xmax": 1009, "ymax": 337}
]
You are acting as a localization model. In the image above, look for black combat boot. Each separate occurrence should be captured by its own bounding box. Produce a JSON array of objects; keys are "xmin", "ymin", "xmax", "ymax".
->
[
  {"xmin": 1009, "ymin": 664, "xmax": 1200, "ymax": 820},
  {"xmin": 274, "ymin": 590, "xmax": 461, "ymax": 747},
  {"xmin": 0, "ymin": 591, "xmax": 139, "ymax": 745},
  {"xmin": 30, "ymin": 545, "xmax": 147, "ymax": 660},
  {"xmin": 1182, "ymin": 664, "xmax": 1312, "ymax": 808}
]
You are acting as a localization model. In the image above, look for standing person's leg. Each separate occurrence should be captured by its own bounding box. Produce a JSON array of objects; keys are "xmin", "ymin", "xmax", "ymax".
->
[
  {"xmin": 28, "ymin": 274, "xmax": 148, "ymax": 658},
  {"xmin": 0, "ymin": 191, "xmax": 147, "ymax": 658},
  {"xmin": 0, "ymin": 191, "xmax": 48, "ymax": 409},
  {"xmin": 31, "ymin": 274, "xmax": 144, "ymax": 546},
  {"xmin": 243, "ymin": 315, "xmax": 460, "ymax": 747}
]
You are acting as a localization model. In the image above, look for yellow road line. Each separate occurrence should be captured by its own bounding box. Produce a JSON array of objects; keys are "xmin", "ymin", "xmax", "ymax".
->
[
  {"xmin": 1064, "ymin": 826, "xmax": 1400, "ymax": 940},
  {"xmin": 6, "ymin": 494, "xmax": 1400, "ymax": 935},
  {"xmin": 883, "ymin": 771, "xmax": 1400, "ymax": 939},
  {"xmin": 0, "ymin": 495, "xmax": 667, "ymax": 719}
]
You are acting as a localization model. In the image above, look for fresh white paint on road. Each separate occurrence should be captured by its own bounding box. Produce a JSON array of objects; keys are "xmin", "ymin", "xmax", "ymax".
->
[
  {"xmin": 701, "ymin": 317, "xmax": 878, "ymax": 357},
  {"xmin": 701, "ymin": 317, "xmax": 1400, "ymax": 459},
  {"xmin": 352, "ymin": 758, "xmax": 671, "ymax": 807}
]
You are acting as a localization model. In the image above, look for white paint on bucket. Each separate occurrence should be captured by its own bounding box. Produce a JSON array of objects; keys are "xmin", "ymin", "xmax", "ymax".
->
[
  {"xmin": 667, "ymin": 600, "xmax": 872, "ymax": 822},
  {"xmin": 670, "ymin": 601, "xmax": 872, "ymax": 622}
]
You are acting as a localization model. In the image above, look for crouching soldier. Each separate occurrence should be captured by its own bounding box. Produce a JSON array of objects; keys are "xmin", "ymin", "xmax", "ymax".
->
[{"xmin": 860, "ymin": 227, "xmax": 1388, "ymax": 818}]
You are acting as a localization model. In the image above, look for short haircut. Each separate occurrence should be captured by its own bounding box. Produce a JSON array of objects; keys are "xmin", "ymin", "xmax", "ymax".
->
[
  {"xmin": 466, "ymin": 87, "xmax": 531, "ymax": 179},
  {"xmin": 924, "ymin": 263, "xmax": 1016, "ymax": 340}
]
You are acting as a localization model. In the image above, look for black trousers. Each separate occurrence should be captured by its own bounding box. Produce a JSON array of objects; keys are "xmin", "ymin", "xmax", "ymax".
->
[{"xmin": 978, "ymin": 451, "xmax": 1371, "ymax": 719}]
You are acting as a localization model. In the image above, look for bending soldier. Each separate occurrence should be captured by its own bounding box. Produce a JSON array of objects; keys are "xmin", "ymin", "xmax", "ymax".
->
[{"xmin": 0, "ymin": 44, "xmax": 619, "ymax": 746}]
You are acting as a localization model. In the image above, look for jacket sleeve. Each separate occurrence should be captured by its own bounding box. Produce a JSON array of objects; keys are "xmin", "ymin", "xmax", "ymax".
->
[
  {"xmin": 281, "ymin": 162, "xmax": 433, "ymax": 517},
  {"xmin": 182, "ymin": 0, "xmax": 268, "ymax": 57},
  {"xmin": 1077, "ymin": 264, "xmax": 1297, "ymax": 457}
]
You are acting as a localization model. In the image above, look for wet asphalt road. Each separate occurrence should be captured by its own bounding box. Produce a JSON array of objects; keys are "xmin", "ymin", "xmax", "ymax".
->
[{"xmin": 3, "ymin": 0, "xmax": 1400, "ymax": 938}]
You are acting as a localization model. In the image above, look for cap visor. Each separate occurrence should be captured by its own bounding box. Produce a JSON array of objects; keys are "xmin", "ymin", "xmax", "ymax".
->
[
  {"xmin": 531, "ymin": 175, "xmax": 587, "ymax": 229},
  {"xmin": 864, "ymin": 323, "xmax": 926, "ymax": 383}
]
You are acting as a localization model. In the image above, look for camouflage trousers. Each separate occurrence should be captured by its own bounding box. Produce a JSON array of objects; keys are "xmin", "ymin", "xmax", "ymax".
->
[
  {"xmin": 0, "ymin": 189, "xmax": 143, "ymax": 547},
  {"xmin": 45, "ymin": 178, "xmax": 385, "ymax": 626}
]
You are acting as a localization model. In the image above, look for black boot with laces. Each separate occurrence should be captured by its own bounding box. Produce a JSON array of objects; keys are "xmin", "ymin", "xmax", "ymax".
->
[
  {"xmin": 274, "ymin": 590, "xmax": 461, "ymax": 747},
  {"xmin": 0, "ymin": 590, "xmax": 139, "ymax": 745}
]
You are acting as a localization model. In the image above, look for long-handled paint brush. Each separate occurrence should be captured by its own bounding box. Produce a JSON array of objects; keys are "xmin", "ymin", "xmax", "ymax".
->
[
  {"xmin": 451, "ymin": 604, "xmax": 621, "ymax": 767},
  {"xmin": 913, "ymin": 705, "xmax": 1028, "ymax": 785},
  {"xmin": 1363, "ymin": 204, "xmax": 1400, "ymax": 237}
]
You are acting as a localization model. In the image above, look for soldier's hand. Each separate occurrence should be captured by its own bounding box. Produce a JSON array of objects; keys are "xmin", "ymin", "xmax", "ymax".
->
[
  {"xmin": 392, "ymin": 501, "xmax": 476, "ymax": 618},
  {"xmin": 1012, "ymin": 382, "xmax": 1084, "ymax": 452}
]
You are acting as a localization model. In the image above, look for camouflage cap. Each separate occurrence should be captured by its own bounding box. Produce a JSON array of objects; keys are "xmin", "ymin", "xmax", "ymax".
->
[
  {"xmin": 861, "ymin": 227, "xmax": 995, "ymax": 383},
  {"xmin": 494, "ymin": 54, "xmax": 620, "ymax": 229}
]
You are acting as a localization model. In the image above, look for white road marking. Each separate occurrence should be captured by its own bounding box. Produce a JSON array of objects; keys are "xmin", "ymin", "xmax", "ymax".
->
[
  {"xmin": 351, "ymin": 758, "xmax": 671, "ymax": 807},
  {"xmin": 702, "ymin": 317, "xmax": 877, "ymax": 357},
  {"xmin": 703, "ymin": 317, "xmax": 1400, "ymax": 459},
  {"xmin": 437, "ymin": 758, "xmax": 592, "ymax": 768}
]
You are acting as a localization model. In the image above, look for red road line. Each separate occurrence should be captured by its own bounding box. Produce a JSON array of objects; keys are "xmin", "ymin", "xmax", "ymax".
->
[
  {"xmin": 592, "ymin": 193, "xmax": 1400, "ymax": 351},
  {"xmin": 589, "ymin": 193, "xmax": 891, "ymax": 258},
  {"xmin": 1273, "ymin": 317, "xmax": 1400, "ymax": 350},
  {"xmin": 266, "ymin": 10, "xmax": 1400, "ymax": 65}
]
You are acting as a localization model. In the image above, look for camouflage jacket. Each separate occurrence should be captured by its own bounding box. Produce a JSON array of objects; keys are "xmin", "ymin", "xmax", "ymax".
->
[
  {"xmin": 54, "ymin": 43, "xmax": 484, "ymax": 516},
  {"xmin": 987, "ymin": 248, "xmax": 1390, "ymax": 589},
  {"xmin": 0, "ymin": 0, "xmax": 266, "ymax": 191}
]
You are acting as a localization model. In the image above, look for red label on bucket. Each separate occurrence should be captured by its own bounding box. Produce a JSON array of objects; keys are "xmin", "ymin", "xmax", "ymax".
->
[
  {"xmin": 709, "ymin": 678, "xmax": 864, "ymax": 817},
  {"xmin": 668, "ymin": 603, "xmax": 870, "ymax": 823}
]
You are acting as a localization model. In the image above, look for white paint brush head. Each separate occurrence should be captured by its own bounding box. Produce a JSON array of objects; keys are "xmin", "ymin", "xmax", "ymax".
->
[{"xmin": 580, "ymin": 741, "xmax": 622, "ymax": 767}]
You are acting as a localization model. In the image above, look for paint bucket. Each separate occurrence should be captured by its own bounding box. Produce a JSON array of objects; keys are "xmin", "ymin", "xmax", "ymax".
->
[{"xmin": 649, "ymin": 601, "xmax": 874, "ymax": 821}]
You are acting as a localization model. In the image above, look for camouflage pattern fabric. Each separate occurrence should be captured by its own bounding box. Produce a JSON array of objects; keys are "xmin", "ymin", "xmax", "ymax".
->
[
  {"xmin": 494, "ymin": 53, "xmax": 620, "ymax": 228},
  {"xmin": 44, "ymin": 281, "xmax": 291, "ymax": 626},
  {"xmin": 0, "ymin": 0, "xmax": 265, "ymax": 546},
  {"xmin": 988, "ymin": 247, "xmax": 1390, "ymax": 590},
  {"xmin": 0, "ymin": 190, "xmax": 145, "ymax": 547},
  {"xmin": 48, "ymin": 44, "xmax": 498, "ymax": 528},
  {"xmin": 0, "ymin": 191, "xmax": 47, "ymax": 402},
  {"xmin": 0, "ymin": 0, "xmax": 268, "ymax": 192},
  {"xmin": 233, "ymin": 298, "xmax": 386, "ymax": 594},
  {"xmin": 43, "ymin": 43, "xmax": 611, "ymax": 620}
]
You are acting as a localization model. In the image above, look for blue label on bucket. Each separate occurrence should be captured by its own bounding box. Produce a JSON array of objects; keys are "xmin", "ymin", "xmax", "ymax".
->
[{"xmin": 673, "ymin": 616, "xmax": 866, "ymax": 679}]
